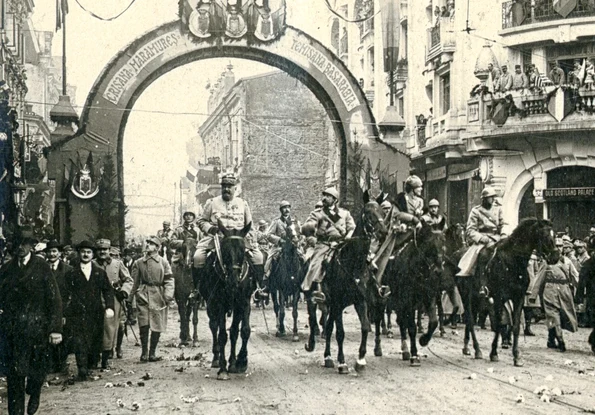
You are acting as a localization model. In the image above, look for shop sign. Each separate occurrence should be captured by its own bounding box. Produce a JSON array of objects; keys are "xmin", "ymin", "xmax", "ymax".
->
[
  {"xmin": 543, "ymin": 187, "xmax": 595, "ymax": 200},
  {"xmin": 427, "ymin": 166, "xmax": 447, "ymax": 181}
]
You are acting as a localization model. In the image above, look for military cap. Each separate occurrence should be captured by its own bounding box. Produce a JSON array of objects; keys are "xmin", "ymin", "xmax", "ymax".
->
[
  {"xmin": 322, "ymin": 187, "xmax": 339, "ymax": 200},
  {"xmin": 77, "ymin": 240, "xmax": 95, "ymax": 250},
  {"xmin": 63, "ymin": 244, "xmax": 73, "ymax": 251},
  {"xmin": 279, "ymin": 200, "xmax": 291, "ymax": 209},
  {"xmin": 163, "ymin": 220, "xmax": 171, "ymax": 226},
  {"xmin": 380, "ymin": 200, "xmax": 392, "ymax": 210},
  {"xmin": 406, "ymin": 175, "xmax": 423, "ymax": 189},
  {"xmin": 96, "ymin": 238, "xmax": 111, "ymax": 249},
  {"xmin": 428, "ymin": 199, "xmax": 440, "ymax": 207},
  {"xmin": 220, "ymin": 173, "xmax": 237, "ymax": 185},
  {"xmin": 45, "ymin": 239, "xmax": 62, "ymax": 251},
  {"xmin": 146, "ymin": 235, "xmax": 162, "ymax": 248},
  {"xmin": 563, "ymin": 240, "xmax": 573, "ymax": 249},
  {"xmin": 561, "ymin": 234, "xmax": 571, "ymax": 243},
  {"xmin": 183, "ymin": 211, "xmax": 196, "ymax": 220},
  {"xmin": 481, "ymin": 186, "xmax": 497, "ymax": 198},
  {"xmin": 574, "ymin": 239, "xmax": 585, "ymax": 248},
  {"xmin": 555, "ymin": 238, "xmax": 564, "ymax": 247},
  {"xmin": 258, "ymin": 219, "xmax": 267, "ymax": 226}
]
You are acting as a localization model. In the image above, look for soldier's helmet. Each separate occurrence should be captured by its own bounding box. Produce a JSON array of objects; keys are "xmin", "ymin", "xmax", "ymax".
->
[
  {"xmin": 322, "ymin": 187, "xmax": 339, "ymax": 200},
  {"xmin": 481, "ymin": 186, "xmax": 497, "ymax": 199},
  {"xmin": 428, "ymin": 199, "xmax": 440, "ymax": 207},
  {"xmin": 279, "ymin": 200, "xmax": 291, "ymax": 209}
]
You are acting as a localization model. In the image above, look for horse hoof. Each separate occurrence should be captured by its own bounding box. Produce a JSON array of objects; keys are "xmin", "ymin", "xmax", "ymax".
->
[
  {"xmin": 355, "ymin": 358, "xmax": 367, "ymax": 372},
  {"xmin": 439, "ymin": 330, "xmax": 445, "ymax": 337},
  {"xmin": 419, "ymin": 335, "xmax": 430, "ymax": 347},
  {"xmin": 276, "ymin": 331, "xmax": 286, "ymax": 338},
  {"xmin": 502, "ymin": 343, "xmax": 509, "ymax": 350},
  {"xmin": 374, "ymin": 347, "xmax": 382, "ymax": 357},
  {"xmin": 292, "ymin": 335, "xmax": 299, "ymax": 343},
  {"xmin": 305, "ymin": 342, "xmax": 315, "ymax": 352},
  {"xmin": 410, "ymin": 356, "xmax": 421, "ymax": 367},
  {"xmin": 490, "ymin": 354, "xmax": 499, "ymax": 362},
  {"xmin": 381, "ymin": 328, "xmax": 388, "ymax": 336},
  {"xmin": 217, "ymin": 371, "xmax": 230, "ymax": 381},
  {"xmin": 324, "ymin": 357, "xmax": 335, "ymax": 368},
  {"xmin": 475, "ymin": 350, "xmax": 483, "ymax": 360},
  {"xmin": 228, "ymin": 364, "xmax": 239, "ymax": 374},
  {"xmin": 514, "ymin": 359, "xmax": 524, "ymax": 367},
  {"xmin": 211, "ymin": 359, "xmax": 219, "ymax": 368},
  {"xmin": 387, "ymin": 331, "xmax": 394, "ymax": 339},
  {"xmin": 402, "ymin": 351, "xmax": 411, "ymax": 361},
  {"xmin": 462, "ymin": 347, "xmax": 471, "ymax": 356},
  {"xmin": 338, "ymin": 363, "xmax": 350, "ymax": 374}
]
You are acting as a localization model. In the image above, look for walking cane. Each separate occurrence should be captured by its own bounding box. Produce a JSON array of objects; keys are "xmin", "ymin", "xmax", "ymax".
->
[{"xmin": 121, "ymin": 299, "xmax": 140, "ymax": 346}]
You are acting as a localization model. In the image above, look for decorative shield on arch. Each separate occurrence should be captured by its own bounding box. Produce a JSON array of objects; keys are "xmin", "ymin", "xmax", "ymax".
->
[{"xmin": 553, "ymin": 0, "xmax": 577, "ymax": 18}]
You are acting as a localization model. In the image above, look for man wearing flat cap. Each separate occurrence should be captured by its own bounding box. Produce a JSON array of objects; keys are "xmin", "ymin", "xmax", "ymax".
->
[
  {"xmin": 45, "ymin": 239, "xmax": 72, "ymax": 374},
  {"xmin": 93, "ymin": 239, "xmax": 133, "ymax": 369},
  {"xmin": 0, "ymin": 229, "xmax": 63, "ymax": 415},
  {"xmin": 130, "ymin": 236, "xmax": 174, "ymax": 362},
  {"xmin": 62, "ymin": 240, "xmax": 114, "ymax": 381},
  {"xmin": 496, "ymin": 64, "xmax": 513, "ymax": 92},
  {"xmin": 157, "ymin": 220, "xmax": 174, "ymax": 261},
  {"xmin": 194, "ymin": 173, "xmax": 265, "ymax": 289},
  {"xmin": 301, "ymin": 187, "xmax": 355, "ymax": 302}
]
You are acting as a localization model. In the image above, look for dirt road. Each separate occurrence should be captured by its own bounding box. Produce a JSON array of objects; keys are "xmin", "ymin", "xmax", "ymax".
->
[{"xmin": 2, "ymin": 303, "xmax": 594, "ymax": 414}]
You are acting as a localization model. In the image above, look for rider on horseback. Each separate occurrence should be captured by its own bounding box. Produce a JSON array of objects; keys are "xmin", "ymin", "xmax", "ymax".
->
[
  {"xmin": 192, "ymin": 173, "xmax": 264, "ymax": 293},
  {"xmin": 300, "ymin": 187, "xmax": 355, "ymax": 304},
  {"xmin": 421, "ymin": 199, "xmax": 447, "ymax": 231},
  {"xmin": 456, "ymin": 186, "xmax": 507, "ymax": 295},
  {"xmin": 261, "ymin": 200, "xmax": 298, "ymax": 295}
]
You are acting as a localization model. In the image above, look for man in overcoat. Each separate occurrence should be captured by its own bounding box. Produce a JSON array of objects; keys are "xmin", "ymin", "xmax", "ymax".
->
[
  {"xmin": 130, "ymin": 236, "xmax": 174, "ymax": 362},
  {"xmin": 93, "ymin": 239, "xmax": 133, "ymax": 368},
  {"xmin": 576, "ymin": 254, "xmax": 595, "ymax": 353},
  {"xmin": 0, "ymin": 231, "xmax": 62, "ymax": 415},
  {"xmin": 45, "ymin": 239, "xmax": 71, "ymax": 373},
  {"xmin": 63, "ymin": 240, "xmax": 114, "ymax": 380}
]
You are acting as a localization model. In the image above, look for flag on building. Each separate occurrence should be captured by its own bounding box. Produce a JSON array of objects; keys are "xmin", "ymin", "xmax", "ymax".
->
[
  {"xmin": 56, "ymin": 0, "xmax": 69, "ymax": 31},
  {"xmin": 381, "ymin": 0, "xmax": 400, "ymax": 73},
  {"xmin": 186, "ymin": 166, "xmax": 198, "ymax": 182}
]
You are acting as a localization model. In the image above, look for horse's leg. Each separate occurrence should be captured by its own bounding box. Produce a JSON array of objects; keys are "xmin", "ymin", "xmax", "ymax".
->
[
  {"xmin": 354, "ymin": 300, "xmax": 371, "ymax": 371},
  {"xmin": 416, "ymin": 305, "xmax": 424, "ymax": 332},
  {"xmin": 276, "ymin": 287, "xmax": 286, "ymax": 337},
  {"xmin": 236, "ymin": 298, "xmax": 252, "ymax": 373},
  {"xmin": 419, "ymin": 295, "xmax": 438, "ymax": 347},
  {"xmin": 468, "ymin": 291, "xmax": 483, "ymax": 359},
  {"xmin": 335, "ymin": 311, "xmax": 349, "ymax": 374},
  {"xmin": 207, "ymin": 307, "xmax": 219, "ymax": 368},
  {"xmin": 460, "ymin": 279, "xmax": 472, "ymax": 355},
  {"xmin": 304, "ymin": 296, "xmax": 317, "ymax": 352},
  {"xmin": 437, "ymin": 292, "xmax": 446, "ymax": 337},
  {"xmin": 409, "ymin": 308, "xmax": 420, "ymax": 366},
  {"xmin": 490, "ymin": 298, "xmax": 502, "ymax": 363},
  {"xmin": 227, "ymin": 305, "xmax": 241, "ymax": 373},
  {"xmin": 511, "ymin": 297, "xmax": 525, "ymax": 367},
  {"xmin": 176, "ymin": 295, "xmax": 189, "ymax": 345},
  {"xmin": 191, "ymin": 299, "xmax": 199, "ymax": 347},
  {"xmin": 291, "ymin": 288, "xmax": 299, "ymax": 342},
  {"xmin": 372, "ymin": 303, "xmax": 383, "ymax": 357},
  {"xmin": 386, "ymin": 302, "xmax": 394, "ymax": 338},
  {"xmin": 216, "ymin": 310, "xmax": 229, "ymax": 380},
  {"xmin": 323, "ymin": 310, "xmax": 336, "ymax": 368},
  {"xmin": 380, "ymin": 309, "xmax": 388, "ymax": 335},
  {"xmin": 397, "ymin": 306, "xmax": 410, "ymax": 361}
]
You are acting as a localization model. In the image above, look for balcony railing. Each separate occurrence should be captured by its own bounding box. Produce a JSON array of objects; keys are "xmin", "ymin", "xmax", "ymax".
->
[
  {"xmin": 427, "ymin": 18, "xmax": 456, "ymax": 62},
  {"xmin": 502, "ymin": 0, "xmax": 595, "ymax": 29}
]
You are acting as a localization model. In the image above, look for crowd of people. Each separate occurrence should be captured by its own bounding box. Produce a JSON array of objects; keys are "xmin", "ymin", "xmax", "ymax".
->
[{"xmin": 0, "ymin": 172, "xmax": 594, "ymax": 414}]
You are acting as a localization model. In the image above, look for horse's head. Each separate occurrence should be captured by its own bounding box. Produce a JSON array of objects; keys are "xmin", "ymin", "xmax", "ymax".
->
[
  {"xmin": 444, "ymin": 222, "xmax": 465, "ymax": 253},
  {"xmin": 358, "ymin": 190, "xmax": 388, "ymax": 240},
  {"xmin": 217, "ymin": 219, "xmax": 251, "ymax": 286},
  {"xmin": 417, "ymin": 222, "xmax": 446, "ymax": 273},
  {"xmin": 509, "ymin": 218, "xmax": 556, "ymax": 263}
]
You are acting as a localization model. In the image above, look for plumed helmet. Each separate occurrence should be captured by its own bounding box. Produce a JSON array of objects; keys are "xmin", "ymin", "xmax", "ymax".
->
[
  {"xmin": 322, "ymin": 187, "xmax": 340, "ymax": 200},
  {"xmin": 428, "ymin": 199, "xmax": 440, "ymax": 207},
  {"xmin": 279, "ymin": 200, "xmax": 291, "ymax": 209},
  {"xmin": 481, "ymin": 186, "xmax": 497, "ymax": 198},
  {"xmin": 406, "ymin": 175, "xmax": 423, "ymax": 189}
]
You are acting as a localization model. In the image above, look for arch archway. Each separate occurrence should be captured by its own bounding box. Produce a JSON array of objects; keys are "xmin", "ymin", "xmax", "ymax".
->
[{"xmin": 47, "ymin": 20, "xmax": 407, "ymax": 244}]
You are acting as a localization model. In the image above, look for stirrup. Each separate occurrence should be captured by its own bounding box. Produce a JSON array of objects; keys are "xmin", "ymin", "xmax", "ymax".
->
[
  {"xmin": 311, "ymin": 290, "xmax": 326, "ymax": 304},
  {"xmin": 479, "ymin": 286, "xmax": 489, "ymax": 298},
  {"xmin": 378, "ymin": 285, "xmax": 391, "ymax": 298}
]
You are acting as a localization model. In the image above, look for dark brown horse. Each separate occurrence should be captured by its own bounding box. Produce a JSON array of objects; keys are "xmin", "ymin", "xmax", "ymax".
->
[
  {"xmin": 173, "ymin": 238, "xmax": 200, "ymax": 347},
  {"xmin": 304, "ymin": 192, "xmax": 387, "ymax": 374},
  {"xmin": 480, "ymin": 218, "xmax": 556, "ymax": 366},
  {"xmin": 269, "ymin": 217, "xmax": 304, "ymax": 341},
  {"xmin": 438, "ymin": 223, "xmax": 466, "ymax": 336},
  {"xmin": 197, "ymin": 220, "xmax": 254, "ymax": 380}
]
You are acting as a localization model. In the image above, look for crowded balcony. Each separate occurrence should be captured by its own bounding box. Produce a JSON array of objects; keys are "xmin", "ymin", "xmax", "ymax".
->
[
  {"xmin": 426, "ymin": 17, "xmax": 456, "ymax": 65},
  {"xmin": 500, "ymin": 0, "xmax": 595, "ymax": 45}
]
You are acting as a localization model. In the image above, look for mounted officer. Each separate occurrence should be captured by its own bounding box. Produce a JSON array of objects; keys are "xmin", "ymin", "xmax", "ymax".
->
[
  {"xmin": 300, "ymin": 187, "xmax": 355, "ymax": 303},
  {"xmin": 261, "ymin": 200, "xmax": 298, "ymax": 294},
  {"xmin": 421, "ymin": 199, "xmax": 447, "ymax": 231},
  {"xmin": 193, "ymin": 173, "xmax": 264, "ymax": 289},
  {"xmin": 171, "ymin": 212, "xmax": 199, "ymax": 271},
  {"xmin": 457, "ymin": 186, "xmax": 507, "ymax": 293},
  {"xmin": 157, "ymin": 220, "xmax": 174, "ymax": 261},
  {"xmin": 395, "ymin": 175, "xmax": 425, "ymax": 229}
]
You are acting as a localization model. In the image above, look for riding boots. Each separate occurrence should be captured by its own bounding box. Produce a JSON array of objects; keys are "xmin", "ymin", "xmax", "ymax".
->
[
  {"xmin": 140, "ymin": 326, "xmax": 150, "ymax": 362},
  {"xmin": 547, "ymin": 327, "xmax": 558, "ymax": 349},
  {"xmin": 116, "ymin": 325, "xmax": 125, "ymax": 358},
  {"xmin": 101, "ymin": 351, "xmax": 110, "ymax": 370},
  {"xmin": 149, "ymin": 331, "xmax": 162, "ymax": 361},
  {"xmin": 524, "ymin": 308, "xmax": 535, "ymax": 336}
]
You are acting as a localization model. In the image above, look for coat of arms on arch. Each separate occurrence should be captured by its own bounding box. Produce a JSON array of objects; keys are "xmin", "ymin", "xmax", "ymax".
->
[{"xmin": 67, "ymin": 151, "xmax": 103, "ymax": 199}]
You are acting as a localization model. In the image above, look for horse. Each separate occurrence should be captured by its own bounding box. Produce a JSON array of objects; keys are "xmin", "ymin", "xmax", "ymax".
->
[
  {"xmin": 304, "ymin": 191, "xmax": 387, "ymax": 374},
  {"xmin": 478, "ymin": 218, "xmax": 556, "ymax": 366},
  {"xmin": 197, "ymin": 220, "xmax": 254, "ymax": 380},
  {"xmin": 438, "ymin": 223, "xmax": 466, "ymax": 336},
  {"xmin": 391, "ymin": 222, "xmax": 446, "ymax": 366},
  {"xmin": 269, "ymin": 217, "xmax": 305, "ymax": 341},
  {"xmin": 173, "ymin": 237, "xmax": 200, "ymax": 347}
]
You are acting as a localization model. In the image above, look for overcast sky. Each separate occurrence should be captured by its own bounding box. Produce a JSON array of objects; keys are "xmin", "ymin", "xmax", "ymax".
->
[{"xmin": 30, "ymin": 1, "xmax": 327, "ymax": 236}]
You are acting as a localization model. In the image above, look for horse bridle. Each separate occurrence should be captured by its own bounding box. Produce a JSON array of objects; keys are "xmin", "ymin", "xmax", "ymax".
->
[{"xmin": 214, "ymin": 235, "xmax": 250, "ymax": 284}]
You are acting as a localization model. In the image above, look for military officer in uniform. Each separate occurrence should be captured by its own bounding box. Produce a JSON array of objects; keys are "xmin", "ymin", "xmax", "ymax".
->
[
  {"xmin": 421, "ymin": 199, "xmax": 447, "ymax": 230},
  {"xmin": 171, "ymin": 212, "xmax": 199, "ymax": 283},
  {"xmin": 395, "ymin": 175, "xmax": 425, "ymax": 229},
  {"xmin": 457, "ymin": 187, "xmax": 508, "ymax": 294},
  {"xmin": 157, "ymin": 221, "xmax": 174, "ymax": 261},
  {"xmin": 262, "ymin": 201, "xmax": 297, "ymax": 293},
  {"xmin": 193, "ymin": 173, "xmax": 264, "ymax": 288},
  {"xmin": 300, "ymin": 187, "xmax": 355, "ymax": 303},
  {"xmin": 93, "ymin": 239, "xmax": 133, "ymax": 369}
]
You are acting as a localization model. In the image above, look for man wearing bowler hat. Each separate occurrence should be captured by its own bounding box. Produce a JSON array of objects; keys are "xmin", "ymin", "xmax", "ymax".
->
[
  {"xmin": 45, "ymin": 239, "xmax": 71, "ymax": 374},
  {"xmin": 62, "ymin": 240, "xmax": 114, "ymax": 381},
  {"xmin": 194, "ymin": 173, "xmax": 264, "ymax": 289},
  {"xmin": 0, "ymin": 229, "xmax": 63, "ymax": 415},
  {"xmin": 93, "ymin": 239, "xmax": 133, "ymax": 369}
]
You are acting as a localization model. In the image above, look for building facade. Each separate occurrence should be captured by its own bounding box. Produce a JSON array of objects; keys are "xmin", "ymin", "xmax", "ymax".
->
[
  {"xmin": 327, "ymin": 0, "xmax": 595, "ymax": 238},
  {"xmin": 197, "ymin": 65, "xmax": 339, "ymax": 222}
]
